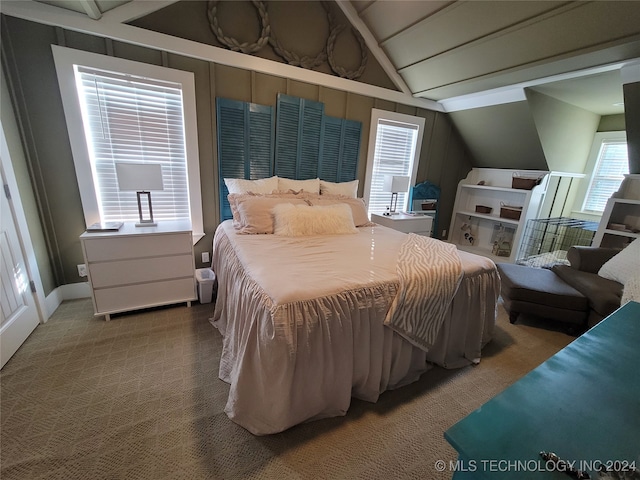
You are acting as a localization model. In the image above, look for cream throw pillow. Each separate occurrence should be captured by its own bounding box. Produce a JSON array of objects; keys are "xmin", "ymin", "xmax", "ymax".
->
[
  {"xmin": 273, "ymin": 203, "xmax": 358, "ymax": 236},
  {"xmin": 598, "ymin": 238, "xmax": 640, "ymax": 285},
  {"xmin": 320, "ymin": 179, "xmax": 359, "ymax": 197}
]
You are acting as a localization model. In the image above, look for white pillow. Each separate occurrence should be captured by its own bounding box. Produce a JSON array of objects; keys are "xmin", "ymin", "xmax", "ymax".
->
[
  {"xmin": 224, "ymin": 176, "xmax": 278, "ymax": 194},
  {"xmin": 277, "ymin": 177, "xmax": 320, "ymax": 194},
  {"xmin": 272, "ymin": 203, "xmax": 358, "ymax": 236},
  {"xmin": 598, "ymin": 238, "xmax": 640, "ymax": 285},
  {"xmin": 320, "ymin": 179, "xmax": 359, "ymax": 197}
]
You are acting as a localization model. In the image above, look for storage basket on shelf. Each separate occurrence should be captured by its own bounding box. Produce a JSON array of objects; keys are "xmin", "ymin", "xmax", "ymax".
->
[
  {"xmin": 512, "ymin": 173, "xmax": 543, "ymax": 190},
  {"xmin": 475, "ymin": 205, "xmax": 492, "ymax": 214},
  {"xmin": 500, "ymin": 204, "xmax": 523, "ymax": 220}
]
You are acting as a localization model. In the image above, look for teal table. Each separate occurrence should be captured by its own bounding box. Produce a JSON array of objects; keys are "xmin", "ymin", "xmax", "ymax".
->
[{"xmin": 444, "ymin": 301, "xmax": 640, "ymax": 479}]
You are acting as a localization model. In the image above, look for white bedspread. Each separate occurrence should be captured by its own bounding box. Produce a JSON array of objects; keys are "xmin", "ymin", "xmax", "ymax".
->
[{"xmin": 212, "ymin": 221, "xmax": 499, "ymax": 435}]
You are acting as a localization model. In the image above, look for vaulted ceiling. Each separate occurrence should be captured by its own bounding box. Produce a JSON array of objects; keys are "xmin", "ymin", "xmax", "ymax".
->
[
  {"xmin": 340, "ymin": 0, "xmax": 640, "ymax": 114},
  {"xmin": 26, "ymin": 0, "xmax": 640, "ymax": 115}
]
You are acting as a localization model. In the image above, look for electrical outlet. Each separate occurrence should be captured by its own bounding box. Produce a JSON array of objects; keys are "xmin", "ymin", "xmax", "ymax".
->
[
  {"xmin": 77, "ymin": 264, "xmax": 87, "ymax": 277},
  {"xmin": 442, "ymin": 229, "xmax": 447, "ymax": 238},
  {"xmin": 202, "ymin": 252, "xmax": 210, "ymax": 264}
]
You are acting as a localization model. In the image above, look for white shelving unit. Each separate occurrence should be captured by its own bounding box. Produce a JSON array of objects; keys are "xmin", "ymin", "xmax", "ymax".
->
[
  {"xmin": 448, "ymin": 168, "xmax": 549, "ymax": 263},
  {"xmin": 592, "ymin": 174, "xmax": 640, "ymax": 248}
]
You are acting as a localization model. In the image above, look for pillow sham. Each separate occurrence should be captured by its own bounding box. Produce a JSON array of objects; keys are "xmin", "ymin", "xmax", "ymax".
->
[
  {"xmin": 320, "ymin": 179, "xmax": 359, "ymax": 197},
  {"xmin": 305, "ymin": 196, "xmax": 372, "ymax": 227},
  {"xmin": 273, "ymin": 203, "xmax": 358, "ymax": 236},
  {"xmin": 598, "ymin": 238, "xmax": 640, "ymax": 285},
  {"xmin": 278, "ymin": 177, "xmax": 320, "ymax": 194},
  {"xmin": 228, "ymin": 193, "xmax": 307, "ymax": 234},
  {"xmin": 224, "ymin": 176, "xmax": 278, "ymax": 195}
]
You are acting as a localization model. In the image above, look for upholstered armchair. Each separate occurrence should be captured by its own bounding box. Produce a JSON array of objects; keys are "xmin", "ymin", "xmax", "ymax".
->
[{"xmin": 552, "ymin": 246, "xmax": 624, "ymax": 328}]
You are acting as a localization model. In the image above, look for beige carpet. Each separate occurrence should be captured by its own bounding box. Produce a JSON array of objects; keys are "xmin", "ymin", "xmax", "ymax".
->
[{"xmin": 1, "ymin": 298, "xmax": 573, "ymax": 479}]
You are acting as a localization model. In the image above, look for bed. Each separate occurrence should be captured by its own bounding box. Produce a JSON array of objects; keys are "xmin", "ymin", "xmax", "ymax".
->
[{"xmin": 211, "ymin": 194, "xmax": 499, "ymax": 435}]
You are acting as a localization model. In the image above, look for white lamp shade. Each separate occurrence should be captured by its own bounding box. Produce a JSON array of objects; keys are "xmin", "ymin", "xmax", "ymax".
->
[
  {"xmin": 115, "ymin": 163, "xmax": 164, "ymax": 191},
  {"xmin": 382, "ymin": 175, "xmax": 410, "ymax": 193}
]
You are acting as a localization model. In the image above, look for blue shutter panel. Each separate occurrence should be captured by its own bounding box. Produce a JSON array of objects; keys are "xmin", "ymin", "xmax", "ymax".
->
[
  {"xmin": 248, "ymin": 104, "xmax": 275, "ymax": 179},
  {"xmin": 320, "ymin": 116, "xmax": 362, "ymax": 183},
  {"xmin": 216, "ymin": 98, "xmax": 273, "ymax": 221},
  {"xmin": 216, "ymin": 98, "xmax": 245, "ymax": 221},
  {"xmin": 338, "ymin": 119, "xmax": 361, "ymax": 182},
  {"xmin": 320, "ymin": 117, "xmax": 342, "ymax": 182},
  {"xmin": 299, "ymin": 102, "xmax": 324, "ymax": 179},
  {"xmin": 275, "ymin": 94, "xmax": 324, "ymax": 180}
]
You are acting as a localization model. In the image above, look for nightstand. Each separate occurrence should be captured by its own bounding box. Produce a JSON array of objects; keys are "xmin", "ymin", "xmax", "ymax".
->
[
  {"xmin": 80, "ymin": 220, "xmax": 197, "ymax": 320},
  {"xmin": 371, "ymin": 213, "xmax": 434, "ymax": 236}
]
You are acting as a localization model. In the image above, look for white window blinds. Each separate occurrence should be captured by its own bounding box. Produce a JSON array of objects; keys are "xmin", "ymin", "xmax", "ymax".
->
[
  {"xmin": 75, "ymin": 66, "xmax": 190, "ymax": 223},
  {"xmin": 367, "ymin": 119, "xmax": 419, "ymax": 215},
  {"xmin": 583, "ymin": 141, "xmax": 629, "ymax": 212}
]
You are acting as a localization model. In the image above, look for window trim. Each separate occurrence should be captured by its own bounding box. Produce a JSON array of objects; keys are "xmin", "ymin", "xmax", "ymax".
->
[
  {"xmin": 51, "ymin": 45, "xmax": 204, "ymax": 243},
  {"xmin": 363, "ymin": 109, "xmax": 425, "ymax": 215},
  {"xmin": 573, "ymin": 131, "xmax": 627, "ymax": 217}
]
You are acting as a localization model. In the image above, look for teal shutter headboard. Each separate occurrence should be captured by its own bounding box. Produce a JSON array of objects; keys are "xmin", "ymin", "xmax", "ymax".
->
[
  {"xmin": 320, "ymin": 117, "xmax": 362, "ymax": 183},
  {"xmin": 216, "ymin": 95, "xmax": 362, "ymax": 222},
  {"xmin": 275, "ymin": 94, "xmax": 325, "ymax": 180},
  {"xmin": 216, "ymin": 98, "xmax": 274, "ymax": 220}
]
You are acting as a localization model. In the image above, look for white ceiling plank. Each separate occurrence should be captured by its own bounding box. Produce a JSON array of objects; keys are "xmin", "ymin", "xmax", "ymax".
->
[
  {"xmin": 365, "ymin": 0, "xmax": 456, "ymax": 45},
  {"xmin": 79, "ymin": 0, "xmax": 101, "ymax": 20},
  {"xmin": 0, "ymin": 0, "xmax": 443, "ymax": 111},
  {"xmin": 335, "ymin": 0, "xmax": 413, "ymax": 96},
  {"xmin": 385, "ymin": 1, "xmax": 571, "ymax": 70}
]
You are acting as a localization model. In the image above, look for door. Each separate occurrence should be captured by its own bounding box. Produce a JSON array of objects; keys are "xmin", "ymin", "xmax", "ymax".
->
[{"xmin": 1, "ymin": 165, "xmax": 39, "ymax": 368}]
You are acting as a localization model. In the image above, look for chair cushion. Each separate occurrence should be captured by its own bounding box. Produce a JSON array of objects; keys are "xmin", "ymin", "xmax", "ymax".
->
[
  {"xmin": 497, "ymin": 263, "xmax": 587, "ymax": 311},
  {"xmin": 552, "ymin": 265, "xmax": 622, "ymax": 317}
]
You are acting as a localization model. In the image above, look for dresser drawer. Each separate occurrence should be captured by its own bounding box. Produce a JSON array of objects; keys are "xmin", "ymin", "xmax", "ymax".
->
[
  {"xmin": 94, "ymin": 278, "xmax": 196, "ymax": 314},
  {"xmin": 83, "ymin": 233, "xmax": 191, "ymax": 262},
  {"xmin": 88, "ymin": 254, "xmax": 194, "ymax": 288}
]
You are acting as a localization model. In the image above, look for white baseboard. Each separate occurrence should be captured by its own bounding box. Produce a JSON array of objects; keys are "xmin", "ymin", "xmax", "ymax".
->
[{"xmin": 44, "ymin": 282, "xmax": 91, "ymax": 320}]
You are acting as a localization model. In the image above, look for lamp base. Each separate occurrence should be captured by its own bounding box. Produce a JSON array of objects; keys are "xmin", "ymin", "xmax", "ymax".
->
[{"xmin": 136, "ymin": 191, "xmax": 156, "ymax": 227}]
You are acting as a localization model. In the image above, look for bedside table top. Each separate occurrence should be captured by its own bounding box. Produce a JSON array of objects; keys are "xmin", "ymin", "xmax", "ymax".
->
[
  {"xmin": 80, "ymin": 219, "xmax": 192, "ymax": 238},
  {"xmin": 371, "ymin": 213, "xmax": 426, "ymax": 221}
]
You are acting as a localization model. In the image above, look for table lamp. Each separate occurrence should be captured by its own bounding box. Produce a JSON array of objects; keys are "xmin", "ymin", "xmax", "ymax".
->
[
  {"xmin": 115, "ymin": 162, "xmax": 164, "ymax": 227},
  {"xmin": 382, "ymin": 175, "xmax": 410, "ymax": 215}
]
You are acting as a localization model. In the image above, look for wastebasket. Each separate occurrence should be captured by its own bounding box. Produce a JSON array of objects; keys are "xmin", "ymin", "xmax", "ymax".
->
[{"xmin": 195, "ymin": 268, "xmax": 215, "ymax": 304}]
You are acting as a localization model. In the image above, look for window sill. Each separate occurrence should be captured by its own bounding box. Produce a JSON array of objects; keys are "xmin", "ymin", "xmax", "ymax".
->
[
  {"xmin": 570, "ymin": 210, "xmax": 602, "ymax": 222},
  {"xmin": 192, "ymin": 232, "xmax": 206, "ymax": 245}
]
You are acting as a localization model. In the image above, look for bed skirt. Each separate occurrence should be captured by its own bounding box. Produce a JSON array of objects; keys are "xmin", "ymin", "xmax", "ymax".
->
[{"xmin": 212, "ymin": 226, "xmax": 499, "ymax": 435}]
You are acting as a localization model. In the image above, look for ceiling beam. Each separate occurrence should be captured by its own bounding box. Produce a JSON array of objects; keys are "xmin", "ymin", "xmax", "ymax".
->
[
  {"xmin": 334, "ymin": 0, "xmax": 412, "ymax": 96},
  {"xmin": 101, "ymin": 0, "xmax": 181, "ymax": 24},
  {"xmin": 79, "ymin": 0, "xmax": 101, "ymax": 20}
]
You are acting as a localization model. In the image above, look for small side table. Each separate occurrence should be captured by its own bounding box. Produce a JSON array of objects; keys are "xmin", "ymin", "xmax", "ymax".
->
[{"xmin": 371, "ymin": 213, "xmax": 433, "ymax": 236}]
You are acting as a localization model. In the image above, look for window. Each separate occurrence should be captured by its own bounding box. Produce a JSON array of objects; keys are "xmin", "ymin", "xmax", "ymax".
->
[
  {"xmin": 52, "ymin": 46, "xmax": 203, "ymax": 241},
  {"xmin": 581, "ymin": 133, "xmax": 629, "ymax": 213},
  {"xmin": 363, "ymin": 109, "xmax": 425, "ymax": 215}
]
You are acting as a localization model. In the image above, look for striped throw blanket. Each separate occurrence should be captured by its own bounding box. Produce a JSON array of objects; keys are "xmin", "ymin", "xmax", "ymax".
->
[{"xmin": 384, "ymin": 233, "xmax": 463, "ymax": 352}]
